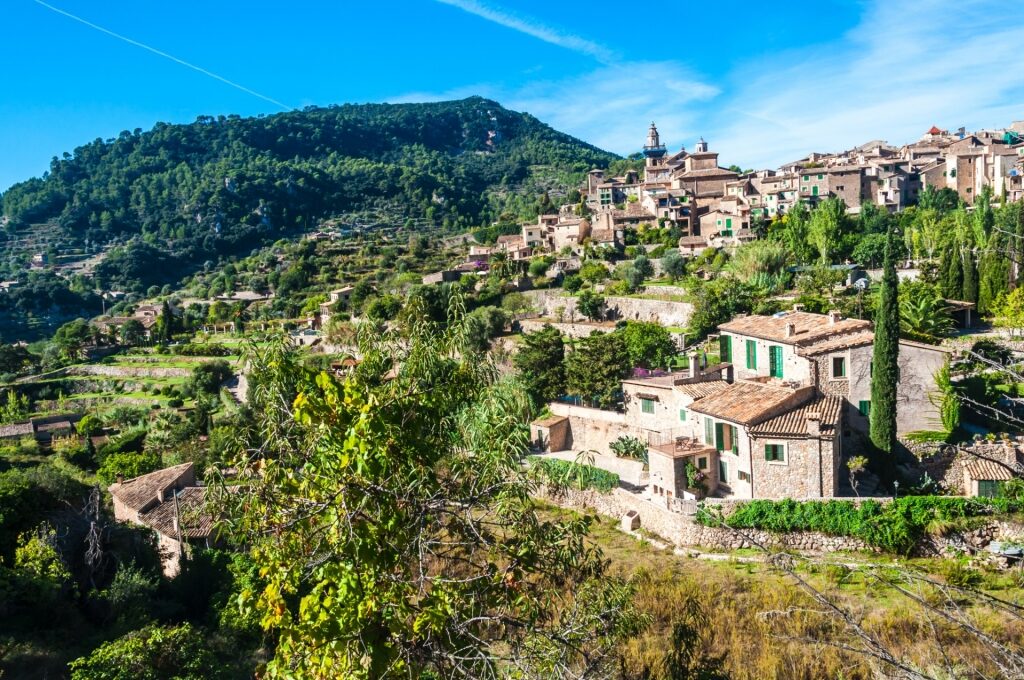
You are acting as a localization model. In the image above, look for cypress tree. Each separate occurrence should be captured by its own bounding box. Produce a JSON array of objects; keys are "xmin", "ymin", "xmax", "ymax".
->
[
  {"xmin": 939, "ymin": 242, "xmax": 963, "ymax": 299},
  {"xmin": 962, "ymin": 246, "xmax": 978, "ymax": 305},
  {"xmin": 870, "ymin": 227, "xmax": 900, "ymax": 458}
]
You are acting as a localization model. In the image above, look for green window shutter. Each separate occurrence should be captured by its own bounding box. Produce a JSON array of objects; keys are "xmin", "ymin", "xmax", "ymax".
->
[
  {"xmin": 715, "ymin": 422, "xmax": 725, "ymax": 452},
  {"xmin": 769, "ymin": 346, "xmax": 783, "ymax": 378},
  {"xmin": 765, "ymin": 444, "xmax": 785, "ymax": 462},
  {"xmin": 718, "ymin": 459, "xmax": 728, "ymax": 482},
  {"xmin": 731, "ymin": 425, "xmax": 739, "ymax": 454},
  {"xmin": 679, "ymin": 409, "xmax": 687, "ymax": 422},
  {"xmin": 726, "ymin": 218, "xmax": 732, "ymax": 228},
  {"xmin": 704, "ymin": 418, "xmax": 715, "ymax": 446},
  {"xmin": 719, "ymin": 335, "xmax": 732, "ymax": 363},
  {"xmin": 832, "ymin": 356, "xmax": 846, "ymax": 378},
  {"xmin": 745, "ymin": 339, "xmax": 756, "ymax": 370},
  {"xmin": 641, "ymin": 398, "xmax": 655, "ymax": 414},
  {"xmin": 978, "ymin": 480, "xmax": 1001, "ymax": 497},
  {"xmin": 858, "ymin": 400, "xmax": 871, "ymax": 416},
  {"xmin": 817, "ymin": 174, "xmax": 823, "ymax": 180},
  {"xmin": 812, "ymin": 185, "xmax": 819, "ymax": 196}
]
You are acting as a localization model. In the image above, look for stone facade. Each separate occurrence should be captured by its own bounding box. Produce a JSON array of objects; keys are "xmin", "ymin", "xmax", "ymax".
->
[
  {"xmin": 749, "ymin": 433, "xmax": 840, "ymax": 499},
  {"xmin": 525, "ymin": 290, "xmax": 693, "ymax": 328}
]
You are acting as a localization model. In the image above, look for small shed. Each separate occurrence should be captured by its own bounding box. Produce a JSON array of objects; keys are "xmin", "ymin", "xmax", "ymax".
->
[
  {"xmin": 531, "ymin": 415, "xmax": 570, "ymax": 452},
  {"xmin": 963, "ymin": 459, "xmax": 1015, "ymax": 497}
]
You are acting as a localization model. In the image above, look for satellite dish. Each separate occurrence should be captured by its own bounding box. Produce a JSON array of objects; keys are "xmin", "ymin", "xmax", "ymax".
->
[{"xmin": 853, "ymin": 277, "xmax": 869, "ymax": 291}]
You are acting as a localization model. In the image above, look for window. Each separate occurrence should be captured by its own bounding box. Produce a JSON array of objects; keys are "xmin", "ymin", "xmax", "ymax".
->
[
  {"xmin": 817, "ymin": 174, "xmax": 824, "ymax": 180},
  {"xmin": 812, "ymin": 185, "xmax": 819, "ymax": 196},
  {"xmin": 719, "ymin": 335, "xmax": 732, "ymax": 363},
  {"xmin": 641, "ymin": 398, "xmax": 655, "ymax": 414},
  {"xmin": 704, "ymin": 417, "xmax": 715, "ymax": 446},
  {"xmin": 725, "ymin": 218, "xmax": 733, "ymax": 228},
  {"xmin": 718, "ymin": 459, "xmax": 728, "ymax": 482},
  {"xmin": 802, "ymin": 175, "xmax": 809, "ymax": 182},
  {"xmin": 832, "ymin": 356, "xmax": 846, "ymax": 378},
  {"xmin": 715, "ymin": 423, "xmax": 738, "ymax": 454},
  {"xmin": 858, "ymin": 400, "xmax": 871, "ymax": 416},
  {"xmin": 769, "ymin": 345, "xmax": 784, "ymax": 378},
  {"xmin": 978, "ymin": 480, "xmax": 1002, "ymax": 498},
  {"xmin": 950, "ymin": 169, "xmax": 957, "ymax": 178},
  {"xmin": 697, "ymin": 456, "xmax": 707, "ymax": 470},
  {"xmin": 716, "ymin": 219, "xmax": 722, "ymax": 226},
  {"xmin": 679, "ymin": 408, "xmax": 687, "ymax": 422},
  {"xmin": 738, "ymin": 470, "xmax": 750, "ymax": 482},
  {"xmin": 745, "ymin": 339, "xmax": 757, "ymax": 370},
  {"xmin": 765, "ymin": 443, "xmax": 786, "ymax": 462}
]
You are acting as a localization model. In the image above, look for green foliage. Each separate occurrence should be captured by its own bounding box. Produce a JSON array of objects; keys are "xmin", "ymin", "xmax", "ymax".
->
[
  {"xmin": 222, "ymin": 312, "xmax": 640, "ymax": 677},
  {"xmin": 188, "ymin": 360, "xmax": 233, "ymax": 395},
  {"xmin": 527, "ymin": 455, "xmax": 620, "ymax": 492},
  {"xmin": 617, "ymin": 321, "xmax": 678, "ymax": 369},
  {"xmin": 899, "ymin": 281, "xmax": 954, "ymax": 340},
  {"xmin": 700, "ymin": 496, "xmax": 1018, "ymax": 555},
  {"xmin": 97, "ymin": 450, "xmax": 160, "ymax": 486},
  {"xmin": 728, "ymin": 239, "xmax": 790, "ymax": 283},
  {"xmin": 576, "ymin": 288, "xmax": 606, "ymax": 320},
  {"xmin": 578, "ymin": 259, "xmax": 609, "ymax": 284},
  {"xmin": 463, "ymin": 305, "xmax": 507, "ymax": 353},
  {"xmin": 0, "ymin": 389, "xmax": 31, "ymax": 425},
  {"xmin": 69, "ymin": 623, "xmax": 226, "ymax": 680},
  {"xmin": 686, "ymin": 276, "xmax": 753, "ymax": 341},
  {"xmin": 76, "ymin": 413, "xmax": 104, "ymax": 437},
  {"xmin": 609, "ymin": 435, "xmax": 648, "ymax": 466},
  {"xmin": 565, "ymin": 331, "xmax": 630, "ymax": 409},
  {"xmin": 870, "ymin": 228, "xmax": 900, "ymax": 459},
  {"xmin": 930, "ymin": 361, "xmax": 961, "ymax": 433},
  {"xmin": 660, "ymin": 250, "xmax": 686, "ymax": 282},
  {"xmin": 513, "ymin": 324, "xmax": 566, "ymax": 407}
]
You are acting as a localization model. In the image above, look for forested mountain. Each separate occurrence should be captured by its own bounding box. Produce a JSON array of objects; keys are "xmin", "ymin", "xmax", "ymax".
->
[{"xmin": 1, "ymin": 97, "xmax": 616, "ymax": 293}]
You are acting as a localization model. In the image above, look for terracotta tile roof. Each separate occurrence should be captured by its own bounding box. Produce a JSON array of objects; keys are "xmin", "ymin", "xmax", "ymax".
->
[
  {"xmin": 677, "ymin": 167, "xmax": 739, "ymax": 178},
  {"xmin": 688, "ymin": 381, "xmax": 810, "ymax": 425},
  {"xmin": 749, "ymin": 395, "xmax": 843, "ymax": 439},
  {"xmin": 675, "ymin": 380, "xmax": 730, "ymax": 399},
  {"xmin": 679, "ymin": 236, "xmax": 708, "ymax": 246},
  {"xmin": 964, "ymin": 459, "xmax": 1016, "ymax": 481},
  {"xmin": 719, "ymin": 311, "xmax": 871, "ymax": 346},
  {"xmin": 137, "ymin": 487, "xmax": 213, "ymax": 539},
  {"xmin": 109, "ymin": 463, "xmax": 196, "ymax": 514},
  {"xmin": 797, "ymin": 330, "xmax": 876, "ymax": 356}
]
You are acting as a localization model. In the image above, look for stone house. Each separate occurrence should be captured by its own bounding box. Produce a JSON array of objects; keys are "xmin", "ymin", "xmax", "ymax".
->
[
  {"xmin": 109, "ymin": 462, "xmax": 215, "ymax": 577},
  {"xmin": 717, "ymin": 308, "xmax": 950, "ymax": 436}
]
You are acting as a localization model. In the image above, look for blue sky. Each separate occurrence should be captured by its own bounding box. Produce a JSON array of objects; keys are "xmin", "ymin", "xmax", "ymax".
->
[{"xmin": 3, "ymin": 0, "xmax": 1024, "ymax": 192}]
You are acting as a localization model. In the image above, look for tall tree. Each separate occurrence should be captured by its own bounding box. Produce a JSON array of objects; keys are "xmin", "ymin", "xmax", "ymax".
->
[
  {"xmin": 513, "ymin": 323, "xmax": 566, "ymax": 406},
  {"xmin": 939, "ymin": 242, "xmax": 963, "ymax": 300},
  {"xmin": 224, "ymin": 312, "xmax": 641, "ymax": 678},
  {"xmin": 565, "ymin": 331, "xmax": 631, "ymax": 409},
  {"xmin": 807, "ymin": 197, "xmax": 846, "ymax": 264},
  {"xmin": 870, "ymin": 227, "xmax": 900, "ymax": 459},
  {"xmin": 961, "ymin": 246, "xmax": 979, "ymax": 305}
]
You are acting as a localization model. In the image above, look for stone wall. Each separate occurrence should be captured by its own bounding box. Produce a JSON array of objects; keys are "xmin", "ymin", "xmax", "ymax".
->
[
  {"xmin": 519, "ymin": 319, "xmax": 614, "ymax": 339},
  {"xmin": 549, "ymin": 402, "xmax": 653, "ymax": 455},
  {"xmin": 524, "ymin": 290, "xmax": 694, "ymax": 328},
  {"xmin": 541, "ymin": 486, "xmax": 1024, "ymax": 556}
]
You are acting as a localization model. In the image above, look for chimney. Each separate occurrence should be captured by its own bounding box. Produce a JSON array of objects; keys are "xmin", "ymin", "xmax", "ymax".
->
[
  {"xmin": 828, "ymin": 310, "xmax": 842, "ymax": 325},
  {"xmin": 792, "ymin": 303, "xmax": 805, "ymax": 312},
  {"xmin": 806, "ymin": 412, "xmax": 822, "ymax": 437},
  {"xmin": 115, "ymin": 474, "xmax": 124, "ymax": 484},
  {"xmin": 157, "ymin": 487, "xmax": 166, "ymax": 503},
  {"xmin": 784, "ymin": 322, "xmax": 796, "ymax": 338},
  {"xmin": 687, "ymin": 351, "xmax": 701, "ymax": 379}
]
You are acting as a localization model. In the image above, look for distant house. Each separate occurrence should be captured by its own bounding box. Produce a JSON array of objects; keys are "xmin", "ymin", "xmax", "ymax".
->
[{"xmin": 109, "ymin": 462, "xmax": 215, "ymax": 577}]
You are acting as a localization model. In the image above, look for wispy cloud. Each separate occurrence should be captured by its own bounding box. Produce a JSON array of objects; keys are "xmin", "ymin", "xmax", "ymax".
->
[
  {"xmin": 709, "ymin": 0, "xmax": 1024, "ymax": 168},
  {"xmin": 432, "ymin": 0, "xmax": 616, "ymax": 63}
]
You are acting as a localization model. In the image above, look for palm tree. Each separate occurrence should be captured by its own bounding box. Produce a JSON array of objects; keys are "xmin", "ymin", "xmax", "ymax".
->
[{"xmin": 900, "ymin": 293, "xmax": 954, "ymax": 339}]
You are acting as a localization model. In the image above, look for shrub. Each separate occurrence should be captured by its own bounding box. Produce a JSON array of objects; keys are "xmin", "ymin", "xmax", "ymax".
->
[
  {"xmin": 167, "ymin": 398, "xmax": 184, "ymax": 408},
  {"xmin": 527, "ymin": 455, "xmax": 619, "ymax": 492},
  {"xmin": 609, "ymin": 435, "xmax": 648, "ymax": 466},
  {"xmin": 172, "ymin": 343, "xmax": 232, "ymax": 357},
  {"xmin": 68, "ymin": 623, "xmax": 226, "ymax": 680},
  {"xmin": 97, "ymin": 450, "xmax": 160, "ymax": 486},
  {"xmin": 698, "ymin": 496, "xmax": 1018, "ymax": 555}
]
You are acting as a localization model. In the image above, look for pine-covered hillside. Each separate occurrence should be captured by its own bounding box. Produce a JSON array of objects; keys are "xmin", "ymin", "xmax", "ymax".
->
[{"xmin": 0, "ymin": 97, "xmax": 617, "ymax": 292}]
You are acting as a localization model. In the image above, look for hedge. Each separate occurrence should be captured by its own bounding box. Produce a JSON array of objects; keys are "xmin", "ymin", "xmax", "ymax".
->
[
  {"xmin": 528, "ymin": 456, "xmax": 620, "ymax": 493},
  {"xmin": 697, "ymin": 496, "xmax": 1020, "ymax": 555}
]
